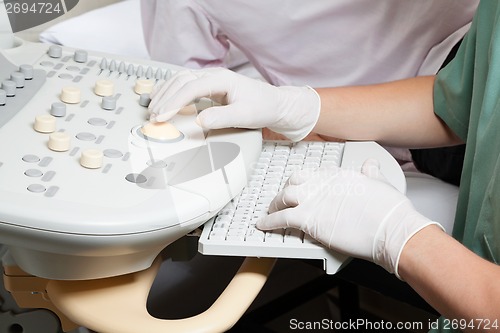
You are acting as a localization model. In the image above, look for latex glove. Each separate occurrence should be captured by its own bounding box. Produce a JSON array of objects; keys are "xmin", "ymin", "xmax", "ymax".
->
[
  {"xmin": 148, "ymin": 67, "xmax": 320, "ymax": 142},
  {"xmin": 257, "ymin": 159, "xmax": 443, "ymax": 277}
]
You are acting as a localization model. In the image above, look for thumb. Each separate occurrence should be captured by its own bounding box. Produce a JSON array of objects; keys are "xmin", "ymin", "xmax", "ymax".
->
[
  {"xmin": 361, "ymin": 158, "xmax": 387, "ymax": 182},
  {"xmin": 256, "ymin": 209, "xmax": 295, "ymax": 231},
  {"xmin": 196, "ymin": 105, "xmax": 244, "ymax": 129}
]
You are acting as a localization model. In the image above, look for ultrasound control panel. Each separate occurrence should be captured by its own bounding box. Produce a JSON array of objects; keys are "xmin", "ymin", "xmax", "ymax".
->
[{"xmin": 0, "ymin": 39, "xmax": 262, "ymax": 280}]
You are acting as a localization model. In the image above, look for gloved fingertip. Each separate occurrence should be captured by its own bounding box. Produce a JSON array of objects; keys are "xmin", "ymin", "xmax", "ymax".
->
[
  {"xmin": 255, "ymin": 217, "xmax": 271, "ymax": 231},
  {"xmin": 195, "ymin": 116, "xmax": 203, "ymax": 127},
  {"xmin": 361, "ymin": 158, "xmax": 382, "ymax": 179}
]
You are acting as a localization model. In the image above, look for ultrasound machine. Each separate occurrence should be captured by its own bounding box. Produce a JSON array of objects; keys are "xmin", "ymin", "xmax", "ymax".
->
[{"xmin": 0, "ymin": 3, "xmax": 406, "ymax": 332}]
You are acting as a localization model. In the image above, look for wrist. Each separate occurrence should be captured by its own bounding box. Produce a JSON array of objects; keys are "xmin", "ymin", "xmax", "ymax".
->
[
  {"xmin": 270, "ymin": 86, "xmax": 321, "ymax": 142},
  {"xmin": 397, "ymin": 224, "xmax": 447, "ymax": 281},
  {"xmin": 373, "ymin": 199, "xmax": 444, "ymax": 278}
]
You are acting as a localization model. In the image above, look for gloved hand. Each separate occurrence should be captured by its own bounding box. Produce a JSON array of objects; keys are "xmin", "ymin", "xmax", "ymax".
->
[
  {"xmin": 257, "ymin": 159, "xmax": 443, "ymax": 277},
  {"xmin": 148, "ymin": 67, "xmax": 321, "ymax": 142}
]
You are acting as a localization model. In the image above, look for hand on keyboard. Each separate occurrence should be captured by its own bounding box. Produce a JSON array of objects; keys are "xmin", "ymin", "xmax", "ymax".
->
[
  {"xmin": 148, "ymin": 67, "xmax": 320, "ymax": 142},
  {"xmin": 257, "ymin": 159, "xmax": 443, "ymax": 278}
]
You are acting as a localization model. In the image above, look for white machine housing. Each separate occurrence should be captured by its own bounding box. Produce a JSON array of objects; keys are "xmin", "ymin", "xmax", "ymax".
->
[{"xmin": 0, "ymin": 38, "xmax": 262, "ymax": 280}]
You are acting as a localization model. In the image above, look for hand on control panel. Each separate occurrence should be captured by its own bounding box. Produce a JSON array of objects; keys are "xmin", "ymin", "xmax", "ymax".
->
[{"xmin": 148, "ymin": 67, "xmax": 321, "ymax": 142}]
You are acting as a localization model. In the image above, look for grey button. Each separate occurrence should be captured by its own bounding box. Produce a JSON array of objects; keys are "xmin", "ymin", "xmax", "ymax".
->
[
  {"xmin": 54, "ymin": 63, "xmax": 64, "ymax": 70},
  {"xmin": 74, "ymin": 50, "xmax": 88, "ymax": 63},
  {"xmin": 127, "ymin": 64, "xmax": 135, "ymax": 76},
  {"xmin": 19, "ymin": 64, "xmax": 34, "ymax": 79},
  {"xmin": 88, "ymin": 118, "xmax": 108, "ymax": 126},
  {"xmin": 10, "ymin": 72, "xmax": 25, "ymax": 88},
  {"xmin": 40, "ymin": 61, "xmax": 54, "ymax": 67},
  {"xmin": 125, "ymin": 173, "xmax": 147, "ymax": 184},
  {"xmin": 109, "ymin": 60, "xmax": 117, "ymax": 72},
  {"xmin": 58, "ymin": 73, "xmax": 73, "ymax": 80},
  {"xmin": 22, "ymin": 155, "xmax": 40, "ymax": 163},
  {"xmin": 100, "ymin": 58, "xmax": 108, "ymax": 70},
  {"xmin": 118, "ymin": 62, "xmax": 126, "ymax": 73},
  {"xmin": 25, "ymin": 169, "xmax": 43, "ymax": 177},
  {"xmin": 80, "ymin": 68, "xmax": 90, "ymax": 75},
  {"xmin": 95, "ymin": 135, "xmax": 105, "ymax": 144},
  {"xmin": 48, "ymin": 45, "xmax": 62, "ymax": 58},
  {"xmin": 103, "ymin": 149, "xmax": 123, "ymax": 158},
  {"xmin": 51, "ymin": 102, "xmax": 67, "ymax": 117},
  {"xmin": 39, "ymin": 157, "xmax": 53, "ymax": 167},
  {"xmin": 66, "ymin": 66, "xmax": 80, "ymax": 72},
  {"xmin": 76, "ymin": 132, "xmax": 96, "ymax": 141},
  {"xmin": 2, "ymin": 80, "xmax": 16, "ymax": 96},
  {"xmin": 155, "ymin": 69, "xmax": 163, "ymax": 80},
  {"xmin": 102, "ymin": 96, "xmax": 116, "ymax": 110},
  {"xmin": 45, "ymin": 186, "xmax": 59, "ymax": 197},
  {"xmin": 136, "ymin": 66, "xmax": 144, "ymax": 77},
  {"xmin": 41, "ymin": 171, "xmax": 56, "ymax": 182},
  {"xmin": 27, "ymin": 184, "xmax": 46, "ymax": 193},
  {"xmin": 72, "ymin": 76, "xmax": 83, "ymax": 83},
  {"xmin": 139, "ymin": 93, "xmax": 151, "ymax": 107}
]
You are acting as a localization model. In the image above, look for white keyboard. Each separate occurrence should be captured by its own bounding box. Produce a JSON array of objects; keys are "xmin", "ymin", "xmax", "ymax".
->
[{"xmin": 199, "ymin": 140, "xmax": 406, "ymax": 274}]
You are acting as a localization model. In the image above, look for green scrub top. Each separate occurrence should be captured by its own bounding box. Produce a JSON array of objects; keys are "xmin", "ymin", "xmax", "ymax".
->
[{"xmin": 431, "ymin": 0, "xmax": 500, "ymax": 331}]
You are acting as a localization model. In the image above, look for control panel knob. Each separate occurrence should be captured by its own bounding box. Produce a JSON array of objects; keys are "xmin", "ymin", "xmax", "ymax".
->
[
  {"xmin": 48, "ymin": 132, "xmax": 71, "ymax": 152},
  {"xmin": 101, "ymin": 96, "xmax": 116, "ymax": 110},
  {"xmin": 10, "ymin": 72, "xmax": 25, "ymax": 88},
  {"xmin": 74, "ymin": 50, "xmax": 88, "ymax": 63},
  {"xmin": 1, "ymin": 80, "xmax": 16, "ymax": 97},
  {"xmin": 34, "ymin": 114, "xmax": 56, "ymax": 133},
  {"xmin": 134, "ymin": 79, "xmax": 154, "ymax": 95},
  {"xmin": 94, "ymin": 79, "xmax": 114, "ymax": 97},
  {"xmin": 138, "ymin": 93, "xmax": 151, "ymax": 107},
  {"xmin": 50, "ymin": 102, "xmax": 67, "ymax": 117},
  {"xmin": 80, "ymin": 149, "xmax": 103, "ymax": 169},
  {"xmin": 60, "ymin": 86, "xmax": 81, "ymax": 104},
  {"xmin": 48, "ymin": 45, "xmax": 62, "ymax": 58},
  {"xmin": 141, "ymin": 121, "xmax": 181, "ymax": 141},
  {"xmin": 19, "ymin": 64, "xmax": 34, "ymax": 80}
]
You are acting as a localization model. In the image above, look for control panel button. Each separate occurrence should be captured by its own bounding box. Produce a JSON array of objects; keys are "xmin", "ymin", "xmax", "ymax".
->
[
  {"xmin": 140, "ymin": 122, "xmax": 181, "ymax": 141},
  {"xmin": 27, "ymin": 184, "xmax": 46, "ymax": 193},
  {"xmin": 1, "ymin": 80, "xmax": 16, "ymax": 97},
  {"xmin": 48, "ymin": 132, "xmax": 71, "ymax": 152},
  {"xmin": 80, "ymin": 149, "xmax": 103, "ymax": 169},
  {"xmin": 10, "ymin": 72, "xmax": 25, "ymax": 88},
  {"xmin": 101, "ymin": 96, "xmax": 116, "ymax": 110},
  {"xmin": 19, "ymin": 64, "xmax": 34, "ymax": 80},
  {"xmin": 50, "ymin": 102, "xmax": 67, "ymax": 117},
  {"xmin": 138, "ymin": 93, "xmax": 151, "ymax": 107},
  {"xmin": 134, "ymin": 79, "xmax": 154, "ymax": 95},
  {"xmin": 94, "ymin": 79, "xmax": 114, "ymax": 97},
  {"xmin": 60, "ymin": 86, "xmax": 81, "ymax": 104},
  {"xmin": 125, "ymin": 173, "xmax": 147, "ymax": 184},
  {"xmin": 34, "ymin": 114, "xmax": 56, "ymax": 133},
  {"xmin": 48, "ymin": 45, "xmax": 62, "ymax": 58},
  {"xmin": 74, "ymin": 50, "xmax": 88, "ymax": 63}
]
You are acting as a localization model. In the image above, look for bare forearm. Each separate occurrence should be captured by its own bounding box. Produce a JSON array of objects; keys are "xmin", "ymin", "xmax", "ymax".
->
[
  {"xmin": 399, "ymin": 225, "xmax": 500, "ymax": 332},
  {"xmin": 313, "ymin": 76, "xmax": 462, "ymax": 148}
]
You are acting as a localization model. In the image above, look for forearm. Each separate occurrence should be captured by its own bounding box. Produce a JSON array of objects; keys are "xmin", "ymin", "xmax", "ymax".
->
[
  {"xmin": 399, "ymin": 225, "xmax": 500, "ymax": 332},
  {"xmin": 313, "ymin": 76, "xmax": 463, "ymax": 148}
]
